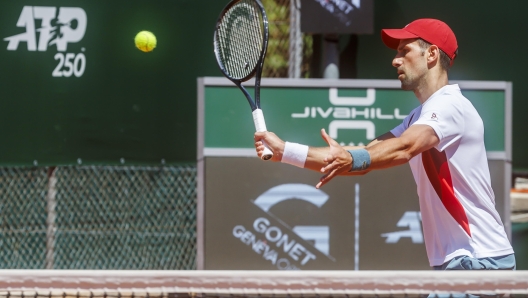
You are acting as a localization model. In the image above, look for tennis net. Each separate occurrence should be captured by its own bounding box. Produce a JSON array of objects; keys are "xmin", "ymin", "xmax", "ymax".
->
[{"xmin": 0, "ymin": 270, "xmax": 527, "ymax": 298}]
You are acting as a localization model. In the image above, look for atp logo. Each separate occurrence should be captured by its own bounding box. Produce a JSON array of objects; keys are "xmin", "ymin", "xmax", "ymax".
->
[{"xmin": 4, "ymin": 6, "xmax": 88, "ymax": 78}]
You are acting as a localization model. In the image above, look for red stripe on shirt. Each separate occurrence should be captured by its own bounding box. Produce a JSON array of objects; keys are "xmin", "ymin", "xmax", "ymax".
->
[{"xmin": 422, "ymin": 149, "xmax": 471, "ymax": 236}]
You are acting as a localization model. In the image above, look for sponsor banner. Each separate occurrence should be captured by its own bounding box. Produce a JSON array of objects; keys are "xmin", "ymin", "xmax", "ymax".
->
[
  {"xmin": 199, "ymin": 78, "xmax": 511, "ymax": 270},
  {"xmin": 203, "ymin": 157, "xmax": 428, "ymax": 270},
  {"xmin": 203, "ymin": 157, "xmax": 508, "ymax": 270},
  {"xmin": 203, "ymin": 83, "xmax": 506, "ymax": 152}
]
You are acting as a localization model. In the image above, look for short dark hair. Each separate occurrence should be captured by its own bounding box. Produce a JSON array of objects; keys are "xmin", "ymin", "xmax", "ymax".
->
[{"xmin": 417, "ymin": 39, "xmax": 457, "ymax": 71}]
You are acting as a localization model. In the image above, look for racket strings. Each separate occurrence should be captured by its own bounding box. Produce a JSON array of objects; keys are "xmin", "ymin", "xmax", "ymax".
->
[
  {"xmin": 220, "ymin": 1, "xmax": 262, "ymax": 77},
  {"xmin": 216, "ymin": 0, "xmax": 264, "ymax": 80}
]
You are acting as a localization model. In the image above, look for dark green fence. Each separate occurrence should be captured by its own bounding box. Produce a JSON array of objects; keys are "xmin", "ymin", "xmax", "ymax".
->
[{"xmin": 0, "ymin": 165, "xmax": 196, "ymax": 269}]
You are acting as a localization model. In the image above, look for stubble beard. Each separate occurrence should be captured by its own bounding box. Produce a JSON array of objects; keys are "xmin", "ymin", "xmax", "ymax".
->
[
  {"xmin": 400, "ymin": 74, "xmax": 419, "ymax": 91},
  {"xmin": 399, "ymin": 63, "xmax": 428, "ymax": 91}
]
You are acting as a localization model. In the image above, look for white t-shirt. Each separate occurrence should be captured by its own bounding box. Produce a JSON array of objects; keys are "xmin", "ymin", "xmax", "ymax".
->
[{"xmin": 390, "ymin": 84, "xmax": 513, "ymax": 266}]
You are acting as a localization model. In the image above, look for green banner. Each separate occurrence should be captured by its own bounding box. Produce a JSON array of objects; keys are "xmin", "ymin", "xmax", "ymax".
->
[
  {"xmin": 204, "ymin": 84, "xmax": 506, "ymax": 152},
  {"xmin": 0, "ymin": 1, "xmax": 226, "ymax": 166}
]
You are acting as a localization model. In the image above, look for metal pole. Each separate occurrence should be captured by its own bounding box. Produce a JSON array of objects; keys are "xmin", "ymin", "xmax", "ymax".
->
[
  {"xmin": 288, "ymin": 0, "xmax": 302, "ymax": 78},
  {"xmin": 45, "ymin": 166, "xmax": 57, "ymax": 269},
  {"xmin": 323, "ymin": 34, "xmax": 340, "ymax": 79}
]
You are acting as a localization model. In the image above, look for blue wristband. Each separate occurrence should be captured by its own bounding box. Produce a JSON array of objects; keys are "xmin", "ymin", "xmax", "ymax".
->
[{"xmin": 347, "ymin": 149, "xmax": 371, "ymax": 171}]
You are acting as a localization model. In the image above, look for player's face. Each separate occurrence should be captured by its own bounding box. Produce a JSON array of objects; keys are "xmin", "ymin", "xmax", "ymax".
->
[{"xmin": 392, "ymin": 39, "xmax": 428, "ymax": 91}]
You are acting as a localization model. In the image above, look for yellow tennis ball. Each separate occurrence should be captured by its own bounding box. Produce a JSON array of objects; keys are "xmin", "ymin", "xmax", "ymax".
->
[{"xmin": 134, "ymin": 31, "xmax": 157, "ymax": 52}]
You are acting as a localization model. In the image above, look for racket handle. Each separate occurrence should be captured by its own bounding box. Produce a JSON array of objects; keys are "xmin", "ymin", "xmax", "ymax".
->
[
  {"xmin": 252, "ymin": 109, "xmax": 274, "ymax": 161},
  {"xmin": 260, "ymin": 140, "xmax": 273, "ymax": 161}
]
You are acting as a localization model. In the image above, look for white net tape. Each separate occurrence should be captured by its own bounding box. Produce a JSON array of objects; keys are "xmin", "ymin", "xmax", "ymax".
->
[{"xmin": 0, "ymin": 270, "xmax": 527, "ymax": 297}]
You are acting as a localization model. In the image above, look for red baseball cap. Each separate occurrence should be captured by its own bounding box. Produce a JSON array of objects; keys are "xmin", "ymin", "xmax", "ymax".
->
[{"xmin": 381, "ymin": 18, "xmax": 458, "ymax": 60}]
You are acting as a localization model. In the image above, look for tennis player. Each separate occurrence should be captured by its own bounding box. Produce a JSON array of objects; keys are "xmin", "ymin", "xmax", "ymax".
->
[{"xmin": 254, "ymin": 18, "xmax": 516, "ymax": 272}]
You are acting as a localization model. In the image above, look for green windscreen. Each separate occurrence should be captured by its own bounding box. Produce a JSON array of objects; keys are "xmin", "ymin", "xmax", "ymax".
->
[{"xmin": 0, "ymin": 1, "xmax": 226, "ymax": 166}]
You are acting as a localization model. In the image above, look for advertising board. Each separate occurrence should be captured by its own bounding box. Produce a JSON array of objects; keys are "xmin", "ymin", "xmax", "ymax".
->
[{"xmin": 197, "ymin": 78, "xmax": 512, "ymax": 270}]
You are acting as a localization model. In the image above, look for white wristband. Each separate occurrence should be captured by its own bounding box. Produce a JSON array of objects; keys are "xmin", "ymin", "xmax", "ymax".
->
[{"xmin": 281, "ymin": 142, "xmax": 308, "ymax": 168}]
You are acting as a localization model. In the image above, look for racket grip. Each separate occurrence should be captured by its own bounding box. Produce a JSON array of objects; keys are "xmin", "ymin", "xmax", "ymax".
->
[{"xmin": 252, "ymin": 109, "xmax": 274, "ymax": 161}]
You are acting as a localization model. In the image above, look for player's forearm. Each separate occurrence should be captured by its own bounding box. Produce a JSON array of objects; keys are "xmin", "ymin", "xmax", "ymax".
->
[
  {"xmin": 366, "ymin": 138, "xmax": 414, "ymax": 170},
  {"xmin": 303, "ymin": 147, "xmax": 330, "ymax": 171},
  {"xmin": 363, "ymin": 127, "xmax": 438, "ymax": 170}
]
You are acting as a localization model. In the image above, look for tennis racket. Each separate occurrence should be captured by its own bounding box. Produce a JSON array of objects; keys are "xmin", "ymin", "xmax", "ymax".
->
[{"xmin": 214, "ymin": 0, "xmax": 273, "ymax": 160}]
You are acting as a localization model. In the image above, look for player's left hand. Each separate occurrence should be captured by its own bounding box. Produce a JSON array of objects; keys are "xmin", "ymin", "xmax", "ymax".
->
[{"xmin": 316, "ymin": 129, "xmax": 352, "ymax": 189}]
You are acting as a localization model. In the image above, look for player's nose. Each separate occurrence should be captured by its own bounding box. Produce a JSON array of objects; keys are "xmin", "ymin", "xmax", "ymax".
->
[{"xmin": 392, "ymin": 57, "xmax": 402, "ymax": 68}]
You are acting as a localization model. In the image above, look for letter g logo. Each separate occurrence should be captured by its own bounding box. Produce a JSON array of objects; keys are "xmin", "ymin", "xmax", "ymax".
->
[{"xmin": 253, "ymin": 184, "xmax": 331, "ymax": 256}]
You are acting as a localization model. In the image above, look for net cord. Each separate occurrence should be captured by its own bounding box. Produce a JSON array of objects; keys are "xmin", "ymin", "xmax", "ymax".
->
[{"xmin": 0, "ymin": 270, "xmax": 527, "ymax": 295}]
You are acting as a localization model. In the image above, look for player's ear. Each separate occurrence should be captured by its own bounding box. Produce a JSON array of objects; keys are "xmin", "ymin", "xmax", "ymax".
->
[{"xmin": 427, "ymin": 45, "xmax": 440, "ymax": 64}]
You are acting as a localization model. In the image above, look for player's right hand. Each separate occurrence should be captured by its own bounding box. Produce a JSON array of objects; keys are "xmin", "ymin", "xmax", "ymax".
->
[
  {"xmin": 254, "ymin": 131, "xmax": 284, "ymax": 162},
  {"xmin": 316, "ymin": 128, "xmax": 353, "ymax": 189}
]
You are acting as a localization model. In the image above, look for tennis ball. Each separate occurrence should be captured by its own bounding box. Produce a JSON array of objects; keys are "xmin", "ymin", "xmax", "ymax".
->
[{"xmin": 134, "ymin": 31, "xmax": 157, "ymax": 52}]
